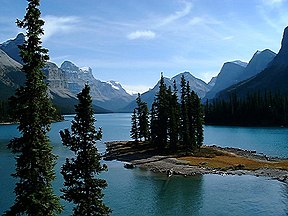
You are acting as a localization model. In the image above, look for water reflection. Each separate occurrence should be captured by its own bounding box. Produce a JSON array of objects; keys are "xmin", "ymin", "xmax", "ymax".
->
[{"xmin": 154, "ymin": 175, "xmax": 203, "ymax": 216}]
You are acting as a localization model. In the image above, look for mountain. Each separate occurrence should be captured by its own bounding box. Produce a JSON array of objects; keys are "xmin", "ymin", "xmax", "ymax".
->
[
  {"xmin": 0, "ymin": 33, "xmax": 25, "ymax": 64},
  {"xmin": 0, "ymin": 48, "xmax": 109, "ymax": 114},
  {"xmin": 204, "ymin": 48, "xmax": 276, "ymax": 100},
  {"xmin": 123, "ymin": 72, "xmax": 211, "ymax": 112},
  {"xmin": 60, "ymin": 61, "xmax": 135, "ymax": 111},
  {"xmin": 238, "ymin": 49, "xmax": 276, "ymax": 82},
  {"xmin": 204, "ymin": 61, "xmax": 247, "ymax": 99},
  {"xmin": 0, "ymin": 49, "xmax": 24, "ymax": 100},
  {"xmin": 208, "ymin": 76, "xmax": 217, "ymax": 88},
  {"xmin": 216, "ymin": 26, "xmax": 288, "ymax": 100},
  {"xmin": 0, "ymin": 34, "xmax": 135, "ymax": 113}
]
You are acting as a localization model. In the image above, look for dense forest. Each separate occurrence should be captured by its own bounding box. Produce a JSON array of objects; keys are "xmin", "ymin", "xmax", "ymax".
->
[
  {"xmin": 205, "ymin": 92, "xmax": 288, "ymax": 126},
  {"xmin": 131, "ymin": 74, "xmax": 204, "ymax": 154}
]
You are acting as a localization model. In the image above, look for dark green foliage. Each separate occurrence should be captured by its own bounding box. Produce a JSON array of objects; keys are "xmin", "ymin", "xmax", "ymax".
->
[
  {"xmin": 179, "ymin": 77, "xmax": 204, "ymax": 153},
  {"xmin": 136, "ymin": 94, "xmax": 150, "ymax": 141},
  {"xmin": 0, "ymin": 100, "xmax": 10, "ymax": 122},
  {"xmin": 5, "ymin": 0, "xmax": 62, "ymax": 215},
  {"xmin": 150, "ymin": 73, "xmax": 169, "ymax": 151},
  {"xmin": 60, "ymin": 84, "xmax": 111, "ymax": 216},
  {"xmin": 130, "ymin": 109, "xmax": 139, "ymax": 142},
  {"xmin": 205, "ymin": 91, "xmax": 288, "ymax": 126},
  {"xmin": 167, "ymin": 84, "xmax": 180, "ymax": 151},
  {"xmin": 179, "ymin": 76, "xmax": 190, "ymax": 151},
  {"xmin": 135, "ymin": 74, "xmax": 204, "ymax": 154}
]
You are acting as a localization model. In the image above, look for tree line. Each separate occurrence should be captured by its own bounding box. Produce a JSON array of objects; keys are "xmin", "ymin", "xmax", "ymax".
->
[
  {"xmin": 130, "ymin": 73, "xmax": 204, "ymax": 154},
  {"xmin": 205, "ymin": 91, "xmax": 288, "ymax": 126},
  {"xmin": 4, "ymin": 0, "xmax": 110, "ymax": 215}
]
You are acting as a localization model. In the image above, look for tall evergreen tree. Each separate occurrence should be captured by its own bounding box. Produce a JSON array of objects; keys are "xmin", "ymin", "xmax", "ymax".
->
[
  {"xmin": 186, "ymin": 83, "xmax": 196, "ymax": 151},
  {"xmin": 150, "ymin": 101, "xmax": 159, "ymax": 145},
  {"xmin": 193, "ymin": 91, "xmax": 204, "ymax": 149},
  {"xmin": 60, "ymin": 84, "xmax": 111, "ymax": 216},
  {"xmin": 136, "ymin": 94, "xmax": 150, "ymax": 141},
  {"xmin": 130, "ymin": 108, "xmax": 139, "ymax": 142},
  {"xmin": 179, "ymin": 75, "xmax": 190, "ymax": 152},
  {"xmin": 5, "ymin": 0, "xmax": 62, "ymax": 215},
  {"xmin": 167, "ymin": 85, "xmax": 180, "ymax": 151},
  {"xmin": 152, "ymin": 73, "xmax": 169, "ymax": 151}
]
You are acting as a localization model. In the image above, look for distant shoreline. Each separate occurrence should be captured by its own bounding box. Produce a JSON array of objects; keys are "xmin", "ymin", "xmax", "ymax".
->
[{"xmin": 104, "ymin": 141, "xmax": 288, "ymax": 183}]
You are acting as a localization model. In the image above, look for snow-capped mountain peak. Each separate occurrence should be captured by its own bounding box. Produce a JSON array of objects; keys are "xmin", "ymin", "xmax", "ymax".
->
[
  {"xmin": 80, "ymin": 66, "xmax": 91, "ymax": 73},
  {"xmin": 232, "ymin": 60, "xmax": 248, "ymax": 67},
  {"xmin": 107, "ymin": 81, "xmax": 120, "ymax": 90}
]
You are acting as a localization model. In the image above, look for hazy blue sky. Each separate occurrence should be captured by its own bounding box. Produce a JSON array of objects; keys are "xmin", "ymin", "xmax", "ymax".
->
[{"xmin": 1, "ymin": 0, "xmax": 288, "ymax": 93}]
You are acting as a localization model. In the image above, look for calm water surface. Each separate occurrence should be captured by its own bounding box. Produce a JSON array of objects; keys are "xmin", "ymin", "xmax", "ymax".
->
[{"xmin": 1, "ymin": 113, "xmax": 288, "ymax": 215}]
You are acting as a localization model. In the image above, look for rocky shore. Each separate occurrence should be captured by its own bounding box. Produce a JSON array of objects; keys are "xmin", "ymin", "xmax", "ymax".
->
[
  {"xmin": 130, "ymin": 155, "xmax": 288, "ymax": 183},
  {"xmin": 104, "ymin": 141, "xmax": 288, "ymax": 183}
]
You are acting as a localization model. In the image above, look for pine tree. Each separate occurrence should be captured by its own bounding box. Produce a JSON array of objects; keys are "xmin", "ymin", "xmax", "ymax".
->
[
  {"xmin": 167, "ymin": 85, "xmax": 180, "ymax": 151},
  {"xmin": 193, "ymin": 92, "xmax": 204, "ymax": 149},
  {"xmin": 186, "ymin": 83, "xmax": 197, "ymax": 151},
  {"xmin": 5, "ymin": 0, "xmax": 62, "ymax": 215},
  {"xmin": 149, "ymin": 73, "xmax": 170, "ymax": 151},
  {"xmin": 60, "ymin": 84, "xmax": 111, "ymax": 216},
  {"xmin": 130, "ymin": 108, "xmax": 139, "ymax": 142},
  {"xmin": 136, "ymin": 94, "xmax": 150, "ymax": 141},
  {"xmin": 179, "ymin": 75, "xmax": 190, "ymax": 152},
  {"xmin": 150, "ymin": 101, "xmax": 159, "ymax": 145}
]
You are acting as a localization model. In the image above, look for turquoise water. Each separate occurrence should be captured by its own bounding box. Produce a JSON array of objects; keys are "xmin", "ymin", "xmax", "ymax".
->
[{"xmin": 1, "ymin": 113, "xmax": 288, "ymax": 215}]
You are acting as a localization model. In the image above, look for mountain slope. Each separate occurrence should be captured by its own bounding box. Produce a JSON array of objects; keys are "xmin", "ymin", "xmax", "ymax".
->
[
  {"xmin": 0, "ymin": 51, "xmax": 110, "ymax": 114},
  {"xmin": 0, "ymin": 33, "xmax": 25, "ymax": 64},
  {"xmin": 123, "ymin": 72, "xmax": 211, "ymax": 112},
  {"xmin": 205, "ymin": 61, "xmax": 247, "ymax": 99},
  {"xmin": 60, "ymin": 61, "xmax": 135, "ymax": 111},
  {"xmin": 240, "ymin": 49, "xmax": 276, "ymax": 82},
  {"xmin": 216, "ymin": 26, "xmax": 288, "ymax": 99},
  {"xmin": 0, "ymin": 49, "xmax": 24, "ymax": 100}
]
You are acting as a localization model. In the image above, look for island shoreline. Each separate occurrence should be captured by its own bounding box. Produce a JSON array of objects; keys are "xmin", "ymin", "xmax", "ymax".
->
[{"xmin": 104, "ymin": 141, "xmax": 288, "ymax": 183}]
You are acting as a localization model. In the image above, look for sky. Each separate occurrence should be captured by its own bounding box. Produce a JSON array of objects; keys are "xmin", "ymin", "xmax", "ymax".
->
[{"xmin": 1, "ymin": 0, "xmax": 288, "ymax": 94}]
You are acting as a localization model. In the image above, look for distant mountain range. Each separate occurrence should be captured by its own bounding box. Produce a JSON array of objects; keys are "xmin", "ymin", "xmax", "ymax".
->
[
  {"xmin": 123, "ymin": 71, "xmax": 212, "ymax": 112},
  {"xmin": 0, "ymin": 34, "xmax": 135, "ymax": 113},
  {"xmin": 216, "ymin": 26, "xmax": 288, "ymax": 100},
  {"xmin": 205, "ymin": 49, "xmax": 276, "ymax": 100},
  {"xmin": 1, "ymin": 25, "xmax": 288, "ymax": 113},
  {"xmin": 60, "ymin": 61, "xmax": 135, "ymax": 111}
]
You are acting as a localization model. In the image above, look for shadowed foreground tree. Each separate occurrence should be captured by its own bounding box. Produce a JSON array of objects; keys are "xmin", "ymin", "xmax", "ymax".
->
[
  {"xmin": 60, "ymin": 84, "xmax": 111, "ymax": 216},
  {"xmin": 5, "ymin": 0, "xmax": 62, "ymax": 215}
]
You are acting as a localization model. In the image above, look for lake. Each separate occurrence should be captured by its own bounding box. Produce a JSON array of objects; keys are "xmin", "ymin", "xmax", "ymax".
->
[{"xmin": 1, "ymin": 113, "xmax": 288, "ymax": 215}]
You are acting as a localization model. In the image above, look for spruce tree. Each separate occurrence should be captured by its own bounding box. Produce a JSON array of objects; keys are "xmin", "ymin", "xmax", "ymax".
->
[
  {"xmin": 150, "ymin": 101, "xmax": 159, "ymax": 145},
  {"xmin": 60, "ymin": 84, "xmax": 111, "ymax": 216},
  {"xmin": 152, "ymin": 73, "xmax": 168, "ymax": 151},
  {"xmin": 136, "ymin": 94, "xmax": 150, "ymax": 141},
  {"xmin": 5, "ymin": 0, "xmax": 62, "ymax": 215},
  {"xmin": 130, "ymin": 108, "xmax": 139, "ymax": 142},
  {"xmin": 179, "ymin": 75, "xmax": 190, "ymax": 152},
  {"xmin": 167, "ymin": 83, "xmax": 180, "ymax": 151},
  {"xmin": 193, "ymin": 91, "xmax": 204, "ymax": 149}
]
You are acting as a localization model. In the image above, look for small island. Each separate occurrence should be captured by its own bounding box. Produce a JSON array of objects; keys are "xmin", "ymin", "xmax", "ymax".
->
[
  {"xmin": 106, "ymin": 76, "xmax": 288, "ymax": 183},
  {"xmin": 104, "ymin": 141, "xmax": 288, "ymax": 183}
]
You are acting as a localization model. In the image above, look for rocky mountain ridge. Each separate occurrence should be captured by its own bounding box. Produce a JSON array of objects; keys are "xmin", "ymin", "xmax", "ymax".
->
[
  {"xmin": 123, "ymin": 71, "xmax": 212, "ymax": 111},
  {"xmin": 205, "ymin": 49, "xmax": 276, "ymax": 100},
  {"xmin": 216, "ymin": 26, "xmax": 288, "ymax": 100}
]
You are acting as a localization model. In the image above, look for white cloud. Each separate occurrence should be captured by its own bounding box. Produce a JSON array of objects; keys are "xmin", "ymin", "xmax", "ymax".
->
[
  {"xmin": 158, "ymin": 1, "xmax": 193, "ymax": 27},
  {"xmin": 42, "ymin": 15, "xmax": 80, "ymax": 41},
  {"xmin": 127, "ymin": 30, "xmax": 156, "ymax": 40},
  {"xmin": 223, "ymin": 36, "xmax": 234, "ymax": 40},
  {"xmin": 261, "ymin": 0, "xmax": 286, "ymax": 5},
  {"xmin": 188, "ymin": 17, "xmax": 204, "ymax": 26}
]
